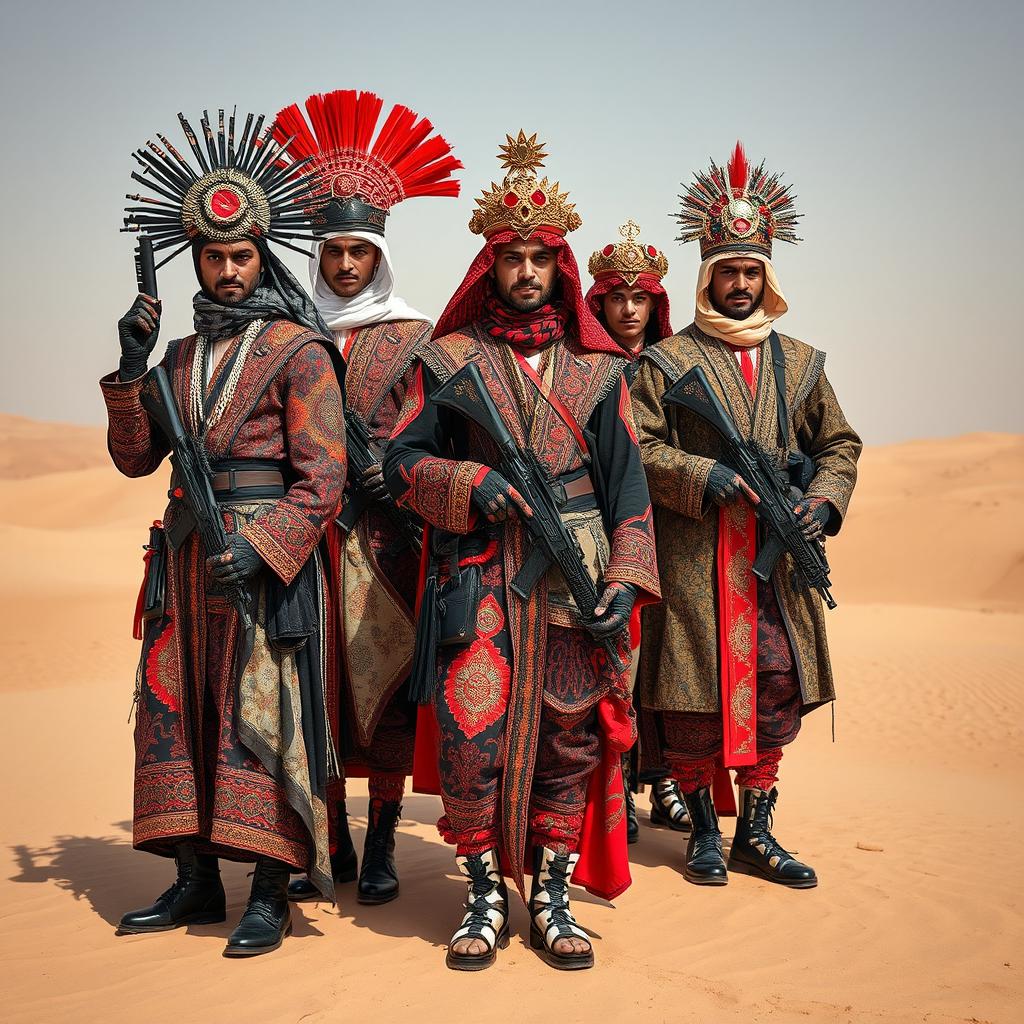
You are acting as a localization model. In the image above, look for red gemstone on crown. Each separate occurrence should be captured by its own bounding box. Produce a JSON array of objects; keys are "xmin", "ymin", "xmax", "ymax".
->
[
  {"xmin": 602, "ymin": 244, "xmax": 615, "ymax": 257},
  {"xmin": 646, "ymin": 245, "xmax": 657, "ymax": 257},
  {"xmin": 531, "ymin": 189, "xmax": 546, "ymax": 206},
  {"xmin": 503, "ymin": 192, "xmax": 518, "ymax": 207},
  {"xmin": 210, "ymin": 188, "xmax": 241, "ymax": 219},
  {"xmin": 732, "ymin": 218, "xmax": 751, "ymax": 233}
]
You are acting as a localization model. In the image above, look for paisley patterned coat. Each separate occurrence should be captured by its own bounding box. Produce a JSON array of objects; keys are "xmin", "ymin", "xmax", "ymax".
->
[
  {"xmin": 100, "ymin": 320, "xmax": 346, "ymax": 898},
  {"xmin": 631, "ymin": 324, "xmax": 861, "ymax": 715}
]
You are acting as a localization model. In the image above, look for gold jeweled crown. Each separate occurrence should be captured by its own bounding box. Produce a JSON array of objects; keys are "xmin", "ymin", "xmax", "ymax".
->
[
  {"xmin": 588, "ymin": 220, "xmax": 669, "ymax": 286},
  {"xmin": 676, "ymin": 141, "xmax": 801, "ymax": 260},
  {"xmin": 469, "ymin": 131, "xmax": 582, "ymax": 239}
]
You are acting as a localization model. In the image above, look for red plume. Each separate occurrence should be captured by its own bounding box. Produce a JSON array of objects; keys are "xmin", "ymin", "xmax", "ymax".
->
[
  {"xmin": 727, "ymin": 141, "xmax": 749, "ymax": 196},
  {"xmin": 272, "ymin": 90, "xmax": 461, "ymax": 206}
]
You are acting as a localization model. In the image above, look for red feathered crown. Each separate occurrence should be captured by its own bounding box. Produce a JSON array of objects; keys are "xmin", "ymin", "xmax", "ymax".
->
[
  {"xmin": 272, "ymin": 90, "xmax": 461, "ymax": 236},
  {"xmin": 676, "ymin": 141, "xmax": 800, "ymax": 260}
]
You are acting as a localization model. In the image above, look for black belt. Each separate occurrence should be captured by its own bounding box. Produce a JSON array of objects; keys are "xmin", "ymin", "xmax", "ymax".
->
[
  {"xmin": 209, "ymin": 459, "xmax": 288, "ymax": 500},
  {"xmin": 170, "ymin": 459, "xmax": 289, "ymax": 502}
]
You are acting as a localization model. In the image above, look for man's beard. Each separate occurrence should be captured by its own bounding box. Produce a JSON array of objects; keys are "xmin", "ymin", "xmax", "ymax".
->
[
  {"xmin": 214, "ymin": 281, "xmax": 253, "ymax": 305},
  {"xmin": 501, "ymin": 278, "xmax": 556, "ymax": 313},
  {"xmin": 711, "ymin": 286, "xmax": 763, "ymax": 321}
]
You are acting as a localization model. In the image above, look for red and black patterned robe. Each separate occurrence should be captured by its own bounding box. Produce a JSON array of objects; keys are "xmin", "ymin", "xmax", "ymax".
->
[
  {"xmin": 100, "ymin": 320, "xmax": 346, "ymax": 898},
  {"xmin": 333, "ymin": 319, "xmax": 429, "ymax": 771},
  {"xmin": 383, "ymin": 325, "xmax": 660, "ymax": 899}
]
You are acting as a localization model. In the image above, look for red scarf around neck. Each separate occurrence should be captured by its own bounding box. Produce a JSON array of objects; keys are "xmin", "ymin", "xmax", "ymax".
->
[{"xmin": 482, "ymin": 292, "xmax": 567, "ymax": 352}]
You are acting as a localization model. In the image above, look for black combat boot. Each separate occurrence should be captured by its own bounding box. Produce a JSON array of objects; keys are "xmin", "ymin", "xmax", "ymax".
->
[
  {"xmin": 649, "ymin": 776, "xmax": 691, "ymax": 832},
  {"xmin": 729, "ymin": 786, "xmax": 817, "ymax": 888},
  {"xmin": 118, "ymin": 843, "xmax": 225, "ymax": 934},
  {"xmin": 287, "ymin": 801, "xmax": 358, "ymax": 902},
  {"xmin": 224, "ymin": 858, "xmax": 292, "ymax": 957},
  {"xmin": 681, "ymin": 786, "xmax": 728, "ymax": 885},
  {"xmin": 357, "ymin": 798, "xmax": 401, "ymax": 904}
]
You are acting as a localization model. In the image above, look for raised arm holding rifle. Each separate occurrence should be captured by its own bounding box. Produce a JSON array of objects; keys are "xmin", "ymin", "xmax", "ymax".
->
[{"xmin": 100, "ymin": 107, "xmax": 346, "ymax": 960}]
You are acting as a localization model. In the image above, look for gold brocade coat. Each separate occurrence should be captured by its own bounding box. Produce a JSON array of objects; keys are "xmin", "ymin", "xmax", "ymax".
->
[{"xmin": 631, "ymin": 324, "xmax": 861, "ymax": 714}]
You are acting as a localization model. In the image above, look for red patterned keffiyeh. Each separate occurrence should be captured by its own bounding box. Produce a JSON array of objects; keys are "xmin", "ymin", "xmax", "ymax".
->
[
  {"xmin": 481, "ymin": 292, "xmax": 567, "ymax": 352},
  {"xmin": 432, "ymin": 229, "xmax": 622, "ymax": 355}
]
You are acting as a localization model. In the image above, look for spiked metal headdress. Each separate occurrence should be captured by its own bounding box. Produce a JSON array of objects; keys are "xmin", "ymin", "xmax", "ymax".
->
[
  {"xmin": 676, "ymin": 141, "xmax": 801, "ymax": 260},
  {"xmin": 470, "ymin": 131, "xmax": 582, "ymax": 240},
  {"xmin": 272, "ymin": 90, "xmax": 462, "ymax": 238},
  {"xmin": 122, "ymin": 108, "xmax": 325, "ymax": 266}
]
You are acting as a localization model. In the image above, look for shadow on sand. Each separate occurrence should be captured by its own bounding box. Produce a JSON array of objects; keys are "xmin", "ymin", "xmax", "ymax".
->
[{"xmin": 8, "ymin": 794, "xmax": 632, "ymax": 948}]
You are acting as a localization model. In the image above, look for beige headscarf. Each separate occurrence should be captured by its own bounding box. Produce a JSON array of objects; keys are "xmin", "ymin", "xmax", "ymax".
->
[{"xmin": 694, "ymin": 250, "xmax": 788, "ymax": 347}]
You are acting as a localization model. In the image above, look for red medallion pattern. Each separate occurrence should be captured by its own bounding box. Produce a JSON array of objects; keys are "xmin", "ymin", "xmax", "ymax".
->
[
  {"xmin": 144, "ymin": 616, "xmax": 180, "ymax": 713},
  {"xmin": 474, "ymin": 593, "xmax": 504, "ymax": 640},
  {"xmin": 444, "ymin": 638, "xmax": 511, "ymax": 740}
]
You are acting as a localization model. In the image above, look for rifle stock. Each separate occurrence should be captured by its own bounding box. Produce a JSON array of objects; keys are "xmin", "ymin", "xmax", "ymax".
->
[{"xmin": 662, "ymin": 366, "xmax": 743, "ymax": 445}]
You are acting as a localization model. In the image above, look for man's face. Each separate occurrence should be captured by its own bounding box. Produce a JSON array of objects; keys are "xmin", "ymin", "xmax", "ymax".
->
[
  {"xmin": 198, "ymin": 241, "xmax": 262, "ymax": 303},
  {"xmin": 491, "ymin": 239, "xmax": 558, "ymax": 312},
  {"xmin": 602, "ymin": 285, "xmax": 653, "ymax": 350},
  {"xmin": 319, "ymin": 237, "xmax": 381, "ymax": 298},
  {"xmin": 709, "ymin": 258, "xmax": 765, "ymax": 320}
]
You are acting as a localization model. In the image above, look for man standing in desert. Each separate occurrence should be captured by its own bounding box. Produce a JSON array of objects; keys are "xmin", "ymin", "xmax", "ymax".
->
[
  {"xmin": 273, "ymin": 88, "xmax": 461, "ymax": 907},
  {"xmin": 584, "ymin": 222, "xmax": 693, "ymax": 841},
  {"xmin": 630, "ymin": 142, "xmax": 861, "ymax": 888},
  {"xmin": 384, "ymin": 132, "xmax": 660, "ymax": 971},
  {"xmin": 106, "ymin": 108, "xmax": 346, "ymax": 956}
]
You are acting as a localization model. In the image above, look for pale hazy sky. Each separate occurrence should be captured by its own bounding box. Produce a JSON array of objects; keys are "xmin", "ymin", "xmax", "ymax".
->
[{"xmin": 0, "ymin": 0, "xmax": 1020, "ymax": 444}]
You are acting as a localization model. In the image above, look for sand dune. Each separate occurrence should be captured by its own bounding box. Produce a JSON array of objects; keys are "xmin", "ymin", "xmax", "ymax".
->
[{"xmin": 0, "ymin": 416, "xmax": 1020, "ymax": 1023}]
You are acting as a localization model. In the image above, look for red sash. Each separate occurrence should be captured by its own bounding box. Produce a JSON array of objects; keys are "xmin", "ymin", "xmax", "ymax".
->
[
  {"xmin": 717, "ymin": 345, "xmax": 759, "ymax": 767},
  {"xmin": 514, "ymin": 351, "xmax": 589, "ymax": 454}
]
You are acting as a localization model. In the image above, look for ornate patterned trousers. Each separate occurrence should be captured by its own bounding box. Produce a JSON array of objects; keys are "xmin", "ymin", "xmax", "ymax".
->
[
  {"xmin": 659, "ymin": 581, "xmax": 803, "ymax": 795},
  {"xmin": 434, "ymin": 604, "xmax": 602, "ymax": 856}
]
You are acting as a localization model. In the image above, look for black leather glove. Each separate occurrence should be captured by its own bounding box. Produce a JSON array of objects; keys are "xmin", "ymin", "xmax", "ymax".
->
[
  {"xmin": 362, "ymin": 462, "xmax": 389, "ymax": 501},
  {"xmin": 791, "ymin": 497, "xmax": 832, "ymax": 541},
  {"xmin": 704, "ymin": 462, "xmax": 760, "ymax": 508},
  {"xmin": 117, "ymin": 292, "xmax": 161, "ymax": 382},
  {"xmin": 207, "ymin": 534, "xmax": 264, "ymax": 586},
  {"xmin": 587, "ymin": 582, "xmax": 637, "ymax": 638},
  {"xmin": 471, "ymin": 470, "xmax": 534, "ymax": 524}
]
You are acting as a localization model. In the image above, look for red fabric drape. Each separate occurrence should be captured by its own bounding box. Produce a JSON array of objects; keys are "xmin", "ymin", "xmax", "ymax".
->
[{"xmin": 432, "ymin": 230, "xmax": 624, "ymax": 356}]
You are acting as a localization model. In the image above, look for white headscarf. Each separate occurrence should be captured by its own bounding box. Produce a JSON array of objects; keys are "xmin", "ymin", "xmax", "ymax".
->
[{"xmin": 308, "ymin": 229, "xmax": 429, "ymax": 332}]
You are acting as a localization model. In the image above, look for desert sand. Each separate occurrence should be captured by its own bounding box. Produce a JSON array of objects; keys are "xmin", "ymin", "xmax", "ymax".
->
[{"xmin": 0, "ymin": 414, "xmax": 1021, "ymax": 1023}]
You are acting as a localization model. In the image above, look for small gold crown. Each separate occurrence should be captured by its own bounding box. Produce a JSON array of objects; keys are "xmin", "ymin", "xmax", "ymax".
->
[
  {"xmin": 588, "ymin": 220, "xmax": 669, "ymax": 286},
  {"xmin": 469, "ymin": 130, "xmax": 582, "ymax": 239}
]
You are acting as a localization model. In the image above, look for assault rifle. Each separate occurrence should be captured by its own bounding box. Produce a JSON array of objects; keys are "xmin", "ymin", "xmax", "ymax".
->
[
  {"xmin": 132, "ymin": 233, "xmax": 252, "ymax": 631},
  {"xmin": 662, "ymin": 365, "xmax": 836, "ymax": 609},
  {"xmin": 432, "ymin": 362, "xmax": 627, "ymax": 669},
  {"xmin": 338, "ymin": 411, "xmax": 422, "ymax": 557},
  {"xmin": 140, "ymin": 366, "xmax": 255, "ymax": 633}
]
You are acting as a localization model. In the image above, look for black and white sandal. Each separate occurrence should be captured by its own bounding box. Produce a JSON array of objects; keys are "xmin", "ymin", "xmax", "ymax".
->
[
  {"xmin": 528, "ymin": 846, "xmax": 594, "ymax": 971},
  {"xmin": 445, "ymin": 848, "xmax": 510, "ymax": 972},
  {"xmin": 649, "ymin": 776, "xmax": 691, "ymax": 832}
]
